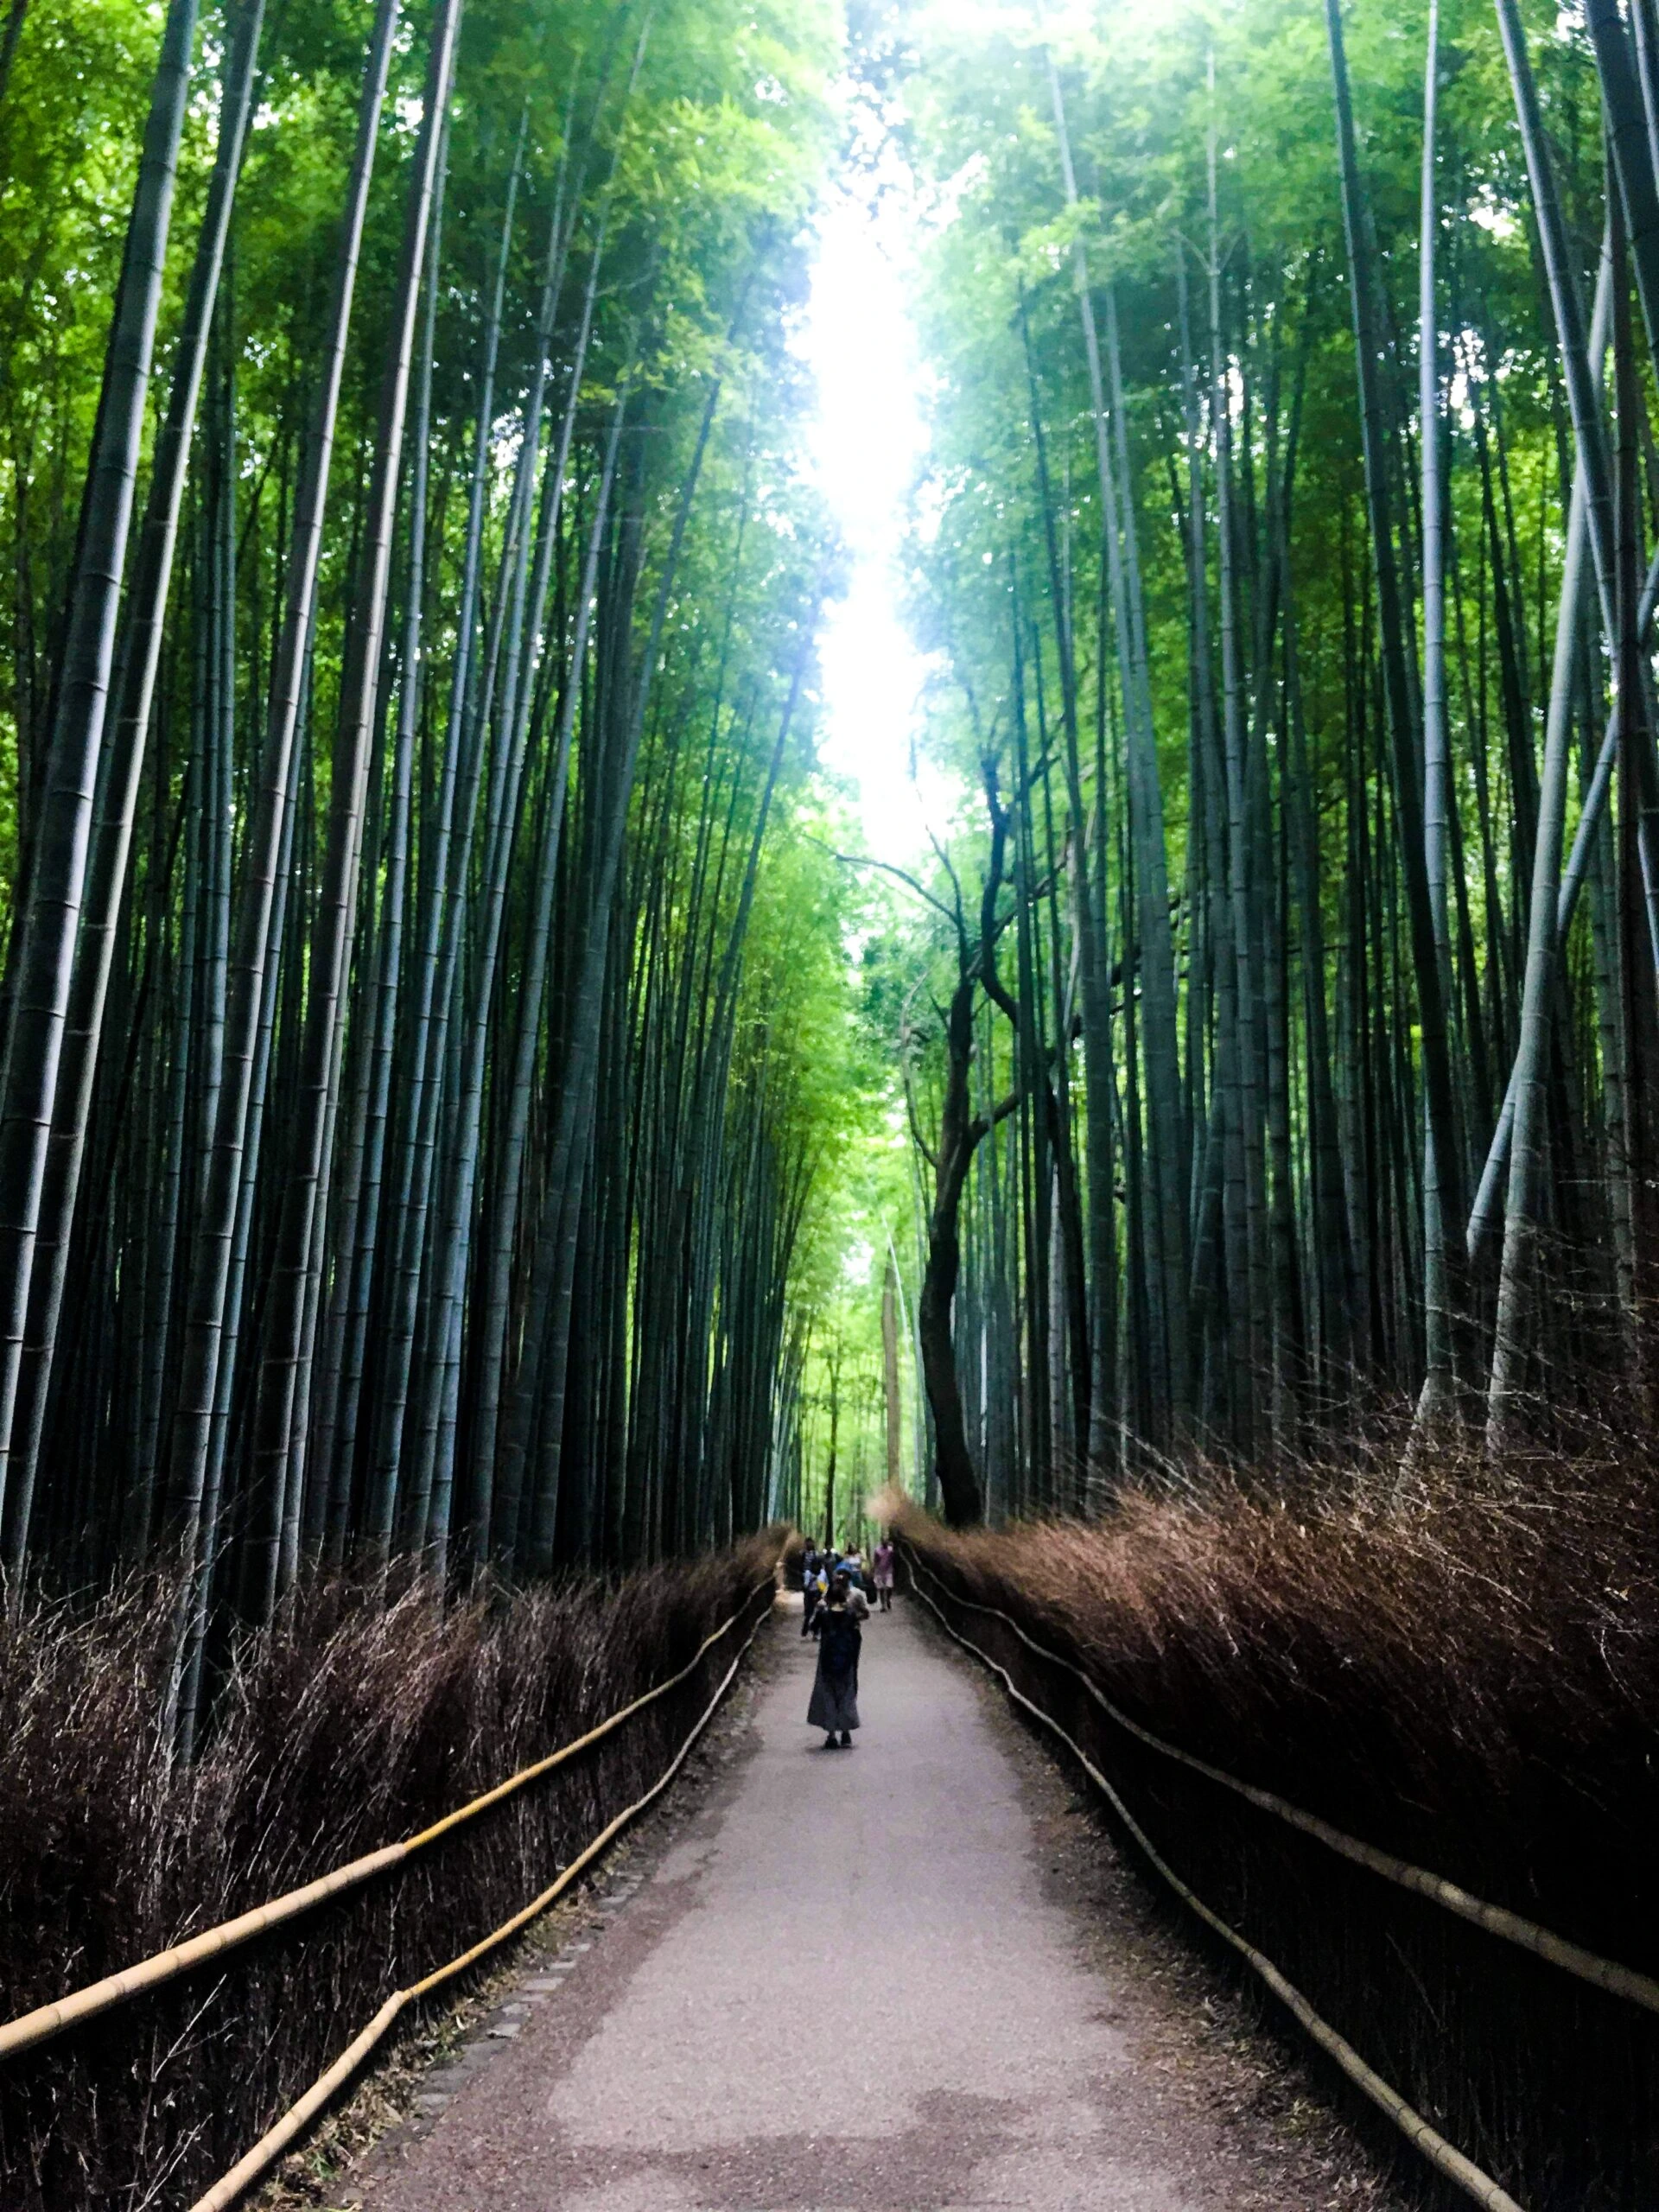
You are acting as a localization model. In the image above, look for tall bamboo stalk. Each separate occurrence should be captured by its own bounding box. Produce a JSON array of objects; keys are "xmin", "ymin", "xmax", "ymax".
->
[{"xmin": 0, "ymin": 0, "xmax": 200, "ymax": 1566}]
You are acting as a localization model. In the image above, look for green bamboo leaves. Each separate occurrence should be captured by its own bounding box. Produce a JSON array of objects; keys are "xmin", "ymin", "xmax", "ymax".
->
[{"xmin": 0, "ymin": 0, "xmax": 848, "ymax": 1686}]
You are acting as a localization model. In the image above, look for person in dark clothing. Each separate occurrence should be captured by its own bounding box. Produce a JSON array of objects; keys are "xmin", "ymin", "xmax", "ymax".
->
[{"xmin": 808, "ymin": 1571, "xmax": 866, "ymax": 1748}]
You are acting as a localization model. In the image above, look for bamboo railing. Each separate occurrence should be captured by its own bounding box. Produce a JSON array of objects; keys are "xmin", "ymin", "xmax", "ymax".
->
[
  {"xmin": 185, "ymin": 1587, "xmax": 775, "ymax": 2212},
  {"xmin": 902, "ymin": 1554, "xmax": 1659, "ymax": 2015},
  {"xmin": 904, "ymin": 1553, "xmax": 1526, "ymax": 2212},
  {"xmin": 0, "ymin": 1571, "xmax": 777, "ymax": 2063}
]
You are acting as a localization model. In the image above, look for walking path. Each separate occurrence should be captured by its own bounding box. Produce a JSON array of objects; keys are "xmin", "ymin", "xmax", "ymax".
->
[{"xmin": 346, "ymin": 1599, "xmax": 1395, "ymax": 2211}]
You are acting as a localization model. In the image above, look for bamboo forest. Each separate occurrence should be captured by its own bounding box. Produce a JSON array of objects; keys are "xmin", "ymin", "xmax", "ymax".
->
[{"xmin": 8, "ymin": 0, "xmax": 1659, "ymax": 2206}]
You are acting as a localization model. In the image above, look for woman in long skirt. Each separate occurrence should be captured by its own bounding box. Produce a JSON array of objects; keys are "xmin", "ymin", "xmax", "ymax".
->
[{"xmin": 808, "ymin": 1572, "xmax": 865, "ymax": 1748}]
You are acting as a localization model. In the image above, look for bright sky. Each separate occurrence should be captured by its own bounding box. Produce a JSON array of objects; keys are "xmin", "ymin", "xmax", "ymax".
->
[
  {"xmin": 798, "ymin": 156, "xmax": 948, "ymax": 869},
  {"xmin": 796, "ymin": 3, "xmax": 1174, "ymax": 867}
]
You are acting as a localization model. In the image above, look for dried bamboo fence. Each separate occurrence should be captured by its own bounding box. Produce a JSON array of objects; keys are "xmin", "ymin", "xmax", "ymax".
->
[
  {"xmin": 0, "ymin": 1557, "xmax": 781, "ymax": 2209},
  {"xmin": 901, "ymin": 1540, "xmax": 1659, "ymax": 2210}
]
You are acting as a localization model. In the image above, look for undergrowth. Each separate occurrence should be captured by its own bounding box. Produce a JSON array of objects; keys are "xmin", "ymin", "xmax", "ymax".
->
[
  {"xmin": 890, "ymin": 1439, "xmax": 1659, "ymax": 2209},
  {"xmin": 0, "ymin": 1531, "xmax": 782, "ymax": 2209}
]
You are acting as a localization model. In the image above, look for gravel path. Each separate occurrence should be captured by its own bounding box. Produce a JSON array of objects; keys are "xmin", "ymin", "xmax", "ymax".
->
[{"xmin": 344, "ymin": 1598, "xmax": 1404, "ymax": 2212}]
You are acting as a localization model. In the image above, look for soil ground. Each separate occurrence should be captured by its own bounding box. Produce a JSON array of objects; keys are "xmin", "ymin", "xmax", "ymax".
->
[{"xmin": 303, "ymin": 1594, "xmax": 1411, "ymax": 2212}]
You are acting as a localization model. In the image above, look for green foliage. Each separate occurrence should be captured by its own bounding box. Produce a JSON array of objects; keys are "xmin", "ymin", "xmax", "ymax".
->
[
  {"xmin": 848, "ymin": 0, "xmax": 1642, "ymax": 1496},
  {"xmin": 0, "ymin": 0, "xmax": 873, "ymax": 1589}
]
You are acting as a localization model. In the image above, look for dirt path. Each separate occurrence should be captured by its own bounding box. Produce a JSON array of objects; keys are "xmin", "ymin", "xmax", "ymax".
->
[{"xmin": 344, "ymin": 1599, "xmax": 1403, "ymax": 2211}]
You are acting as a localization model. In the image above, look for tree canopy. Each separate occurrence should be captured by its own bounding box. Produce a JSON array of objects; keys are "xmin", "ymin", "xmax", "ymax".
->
[{"xmin": 3, "ymin": 0, "xmax": 1658, "ymax": 1622}]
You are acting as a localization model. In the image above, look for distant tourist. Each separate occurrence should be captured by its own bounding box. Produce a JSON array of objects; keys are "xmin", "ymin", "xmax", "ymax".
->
[
  {"xmin": 801, "ymin": 1551, "xmax": 828, "ymax": 1638},
  {"xmin": 872, "ymin": 1536, "xmax": 895, "ymax": 1611},
  {"xmin": 809, "ymin": 1570, "xmax": 867, "ymax": 1749}
]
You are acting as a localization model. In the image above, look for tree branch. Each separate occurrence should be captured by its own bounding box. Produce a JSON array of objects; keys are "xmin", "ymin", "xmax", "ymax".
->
[{"xmin": 830, "ymin": 847, "xmax": 961, "ymax": 930}]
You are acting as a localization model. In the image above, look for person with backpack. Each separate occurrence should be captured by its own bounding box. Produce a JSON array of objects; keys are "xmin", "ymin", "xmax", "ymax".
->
[{"xmin": 808, "ymin": 1570, "xmax": 866, "ymax": 1748}]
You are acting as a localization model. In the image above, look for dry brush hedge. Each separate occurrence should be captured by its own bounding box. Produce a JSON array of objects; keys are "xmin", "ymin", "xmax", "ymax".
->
[
  {"xmin": 0, "ymin": 1530, "xmax": 782, "ymax": 2209},
  {"xmin": 894, "ymin": 1461, "xmax": 1659, "ymax": 2212}
]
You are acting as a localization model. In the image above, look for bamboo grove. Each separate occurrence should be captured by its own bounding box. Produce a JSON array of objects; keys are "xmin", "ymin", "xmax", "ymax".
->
[
  {"xmin": 0, "ymin": 0, "xmax": 861, "ymax": 1687},
  {"xmin": 879, "ymin": 0, "xmax": 1659, "ymax": 1522},
  {"xmin": 14, "ymin": 0, "xmax": 1659, "ymax": 1612}
]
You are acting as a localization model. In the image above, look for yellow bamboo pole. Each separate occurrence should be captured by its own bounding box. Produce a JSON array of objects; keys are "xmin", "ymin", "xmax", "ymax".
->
[
  {"xmin": 186, "ymin": 1593, "xmax": 773, "ymax": 2212},
  {"xmin": 907, "ymin": 1567, "xmax": 1526, "ymax": 2212},
  {"xmin": 0, "ymin": 1573, "xmax": 776, "ymax": 2062},
  {"xmin": 903, "ymin": 1548, "xmax": 1659, "ymax": 2018}
]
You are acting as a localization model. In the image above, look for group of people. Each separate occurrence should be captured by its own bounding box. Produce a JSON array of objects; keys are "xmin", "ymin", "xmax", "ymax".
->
[{"xmin": 801, "ymin": 1535, "xmax": 895, "ymax": 1751}]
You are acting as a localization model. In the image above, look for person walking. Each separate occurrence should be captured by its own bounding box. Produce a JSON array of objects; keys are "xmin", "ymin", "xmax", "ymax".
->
[
  {"xmin": 800, "ymin": 1550, "xmax": 827, "ymax": 1638},
  {"xmin": 872, "ymin": 1535, "xmax": 895, "ymax": 1611},
  {"xmin": 808, "ymin": 1570, "xmax": 866, "ymax": 1748}
]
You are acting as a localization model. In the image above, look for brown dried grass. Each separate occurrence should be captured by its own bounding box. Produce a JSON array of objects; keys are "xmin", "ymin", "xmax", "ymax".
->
[
  {"xmin": 892, "ymin": 1445, "xmax": 1659, "ymax": 2207},
  {"xmin": 0, "ymin": 1532, "xmax": 782, "ymax": 2210}
]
